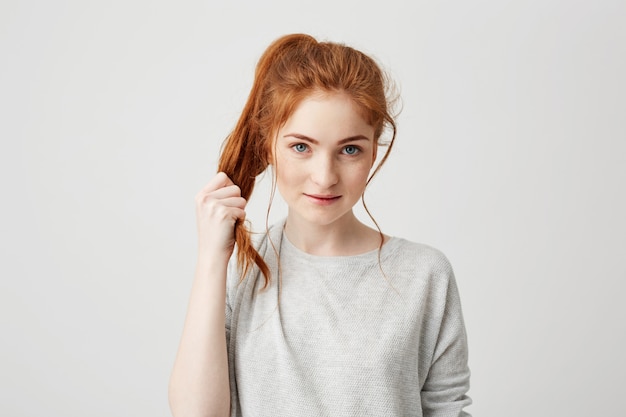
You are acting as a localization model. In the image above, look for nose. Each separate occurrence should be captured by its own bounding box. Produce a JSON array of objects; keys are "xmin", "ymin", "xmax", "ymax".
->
[{"xmin": 311, "ymin": 154, "xmax": 339, "ymax": 188}]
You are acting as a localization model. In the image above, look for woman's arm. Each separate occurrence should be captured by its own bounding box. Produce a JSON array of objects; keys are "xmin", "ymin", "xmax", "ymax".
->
[
  {"xmin": 421, "ymin": 271, "xmax": 472, "ymax": 417},
  {"xmin": 168, "ymin": 173, "xmax": 246, "ymax": 417}
]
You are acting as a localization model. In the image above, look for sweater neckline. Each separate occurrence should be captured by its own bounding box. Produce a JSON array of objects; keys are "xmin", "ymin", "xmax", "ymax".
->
[{"xmin": 279, "ymin": 229, "xmax": 400, "ymax": 266}]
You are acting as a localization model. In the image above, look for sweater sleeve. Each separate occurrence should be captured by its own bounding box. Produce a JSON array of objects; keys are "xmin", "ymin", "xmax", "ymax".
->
[
  {"xmin": 421, "ymin": 264, "xmax": 472, "ymax": 417},
  {"xmin": 224, "ymin": 252, "xmax": 241, "ymax": 417},
  {"xmin": 224, "ymin": 254, "xmax": 237, "ymax": 346}
]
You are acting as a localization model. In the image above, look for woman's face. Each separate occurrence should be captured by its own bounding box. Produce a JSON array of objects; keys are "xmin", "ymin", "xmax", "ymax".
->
[{"xmin": 273, "ymin": 92, "xmax": 377, "ymax": 228}]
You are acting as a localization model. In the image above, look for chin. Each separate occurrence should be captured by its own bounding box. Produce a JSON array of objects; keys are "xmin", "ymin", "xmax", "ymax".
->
[{"xmin": 293, "ymin": 207, "xmax": 354, "ymax": 228}]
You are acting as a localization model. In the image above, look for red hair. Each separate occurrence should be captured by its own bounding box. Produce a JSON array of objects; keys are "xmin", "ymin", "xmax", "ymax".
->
[{"xmin": 218, "ymin": 33, "xmax": 398, "ymax": 288}]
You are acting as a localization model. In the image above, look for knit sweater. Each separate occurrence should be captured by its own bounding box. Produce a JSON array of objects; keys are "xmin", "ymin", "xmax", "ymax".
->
[{"xmin": 225, "ymin": 221, "xmax": 472, "ymax": 417}]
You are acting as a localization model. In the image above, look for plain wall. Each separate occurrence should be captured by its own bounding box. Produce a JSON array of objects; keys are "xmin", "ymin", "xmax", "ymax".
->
[{"xmin": 1, "ymin": 1, "xmax": 625, "ymax": 416}]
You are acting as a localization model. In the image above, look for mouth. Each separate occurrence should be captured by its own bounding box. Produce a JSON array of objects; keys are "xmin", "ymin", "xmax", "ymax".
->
[{"xmin": 304, "ymin": 193, "xmax": 341, "ymax": 205}]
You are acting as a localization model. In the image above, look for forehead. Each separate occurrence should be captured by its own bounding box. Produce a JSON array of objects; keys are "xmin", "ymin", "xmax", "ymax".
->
[{"xmin": 280, "ymin": 92, "xmax": 374, "ymax": 139}]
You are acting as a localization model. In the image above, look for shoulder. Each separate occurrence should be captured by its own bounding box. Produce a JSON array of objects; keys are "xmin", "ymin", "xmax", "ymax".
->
[
  {"xmin": 381, "ymin": 237, "xmax": 460, "ymax": 304},
  {"xmin": 386, "ymin": 237, "xmax": 455, "ymax": 278},
  {"xmin": 386, "ymin": 239, "xmax": 466, "ymax": 323},
  {"xmin": 249, "ymin": 220, "xmax": 285, "ymax": 252}
]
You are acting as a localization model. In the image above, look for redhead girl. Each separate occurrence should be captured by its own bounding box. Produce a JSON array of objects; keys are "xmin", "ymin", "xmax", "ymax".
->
[{"xmin": 169, "ymin": 33, "xmax": 472, "ymax": 417}]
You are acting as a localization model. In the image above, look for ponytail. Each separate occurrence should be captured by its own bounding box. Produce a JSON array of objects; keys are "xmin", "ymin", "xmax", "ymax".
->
[
  {"xmin": 217, "ymin": 36, "xmax": 312, "ymax": 288},
  {"xmin": 217, "ymin": 82, "xmax": 271, "ymax": 289}
]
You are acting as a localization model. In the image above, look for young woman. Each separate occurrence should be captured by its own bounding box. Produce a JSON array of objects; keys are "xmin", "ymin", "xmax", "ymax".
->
[{"xmin": 169, "ymin": 33, "xmax": 472, "ymax": 417}]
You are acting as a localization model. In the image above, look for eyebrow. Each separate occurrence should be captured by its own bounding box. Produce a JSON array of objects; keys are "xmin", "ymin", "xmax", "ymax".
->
[{"xmin": 283, "ymin": 133, "xmax": 371, "ymax": 144}]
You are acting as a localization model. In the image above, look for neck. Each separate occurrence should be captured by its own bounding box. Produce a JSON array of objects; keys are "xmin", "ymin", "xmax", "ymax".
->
[{"xmin": 283, "ymin": 211, "xmax": 385, "ymax": 256}]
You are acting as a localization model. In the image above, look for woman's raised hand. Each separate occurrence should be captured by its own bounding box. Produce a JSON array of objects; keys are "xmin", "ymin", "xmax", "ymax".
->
[
  {"xmin": 170, "ymin": 172, "xmax": 238, "ymax": 417},
  {"xmin": 195, "ymin": 172, "xmax": 247, "ymax": 258}
]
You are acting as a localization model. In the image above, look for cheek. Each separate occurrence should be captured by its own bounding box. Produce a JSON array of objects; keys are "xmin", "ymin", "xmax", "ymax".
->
[
  {"xmin": 274, "ymin": 158, "xmax": 301, "ymax": 190},
  {"xmin": 345, "ymin": 163, "xmax": 373, "ymax": 186}
]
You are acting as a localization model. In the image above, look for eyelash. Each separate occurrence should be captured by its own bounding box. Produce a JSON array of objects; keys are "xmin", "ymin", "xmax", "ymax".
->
[{"xmin": 290, "ymin": 143, "xmax": 362, "ymax": 156}]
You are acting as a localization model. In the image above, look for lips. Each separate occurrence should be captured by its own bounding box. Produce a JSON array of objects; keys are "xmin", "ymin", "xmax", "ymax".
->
[
  {"xmin": 304, "ymin": 193, "xmax": 341, "ymax": 205},
  {"xmin": 306, "ymin": 193, "xmax": 340, "ymax": 199}
]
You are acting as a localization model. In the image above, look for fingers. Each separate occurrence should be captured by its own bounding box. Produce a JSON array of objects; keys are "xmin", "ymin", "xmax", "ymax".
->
[
  {"xmin": 208, "ymin": 184, "xmax": 242, "ymax": 199},
  {"xmin": 195, "ymin": 172, "xmax": 247, "ymax": 217},
  {"xmin": 200, "ymin": 172, "xmax": 235, "ymax": 194},
  {"xmin": 196, "ymin": 184, "xmax": 243, "ymax": 205},
  {"xmin": 214, "ymin": 196, "xmax": 247, "ymax": 210},
  {"xmin": 194, "ymin": 172, "xmax": 247, "ymax": 254},
  {"xmin": 195, "ymin": 193, "xmax": 247, "ymax": 233},
  {"xmin": 200, "ymin": 198, "xmax": 246, "ymax": 220},
  {"xmin": 196, "ymin": 172, "xmax": 244, "ymax": 203}
]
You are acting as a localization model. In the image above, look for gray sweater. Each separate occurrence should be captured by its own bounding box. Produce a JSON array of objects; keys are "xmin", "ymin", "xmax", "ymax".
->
[{"xmin": 225, "ymin": 221, "xmax": 472, "ymax": 417}]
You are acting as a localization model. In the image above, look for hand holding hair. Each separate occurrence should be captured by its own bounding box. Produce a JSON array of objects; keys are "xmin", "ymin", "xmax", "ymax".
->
[{"xmin": 194, "ymin": 171, "xmax": 247, "ymax": 259}]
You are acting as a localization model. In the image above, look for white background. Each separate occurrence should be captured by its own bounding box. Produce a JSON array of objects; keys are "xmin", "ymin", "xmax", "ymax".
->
[{"xmin": 1, "ymin": 1, "xmax": 625, "ymax": 416}]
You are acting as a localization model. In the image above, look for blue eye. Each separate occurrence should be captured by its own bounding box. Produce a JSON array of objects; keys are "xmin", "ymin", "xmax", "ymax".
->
[
  {"xmin": 343, "ymin": 145, "xmax": 360, "ymax": 155},
  {"xmin": 293, "ymin": 143, "xmax": 308, "ymax": 153}
]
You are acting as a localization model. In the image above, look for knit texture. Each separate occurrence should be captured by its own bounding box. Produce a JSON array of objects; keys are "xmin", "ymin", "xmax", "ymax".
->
[{"xmin": 225, "ymin": 221, "xmax": 472, "ymax": 417}]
